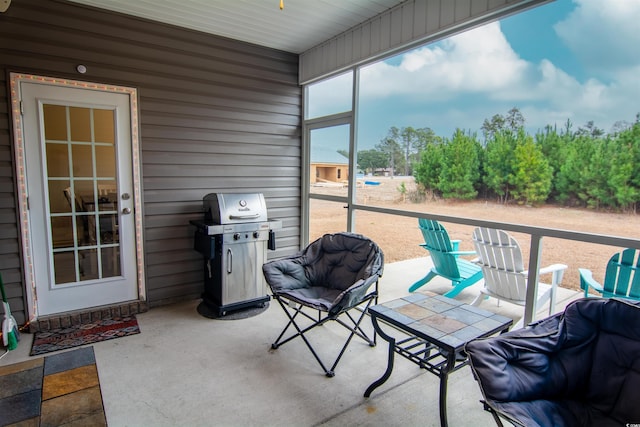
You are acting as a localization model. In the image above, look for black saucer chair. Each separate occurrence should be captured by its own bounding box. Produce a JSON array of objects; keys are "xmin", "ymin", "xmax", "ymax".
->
[
  {"xmin": 465, "ymin": 297, "xmax": 640, "ymax": 427},
  {"xmin": 262, "ymin": 232, "xmax": 384, "ymax": 377}
]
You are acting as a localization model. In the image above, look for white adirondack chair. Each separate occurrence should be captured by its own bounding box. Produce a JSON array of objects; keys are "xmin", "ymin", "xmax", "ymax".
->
[{"xmin": 471, "ymin": 227, "xmax": 568, "ymax": 328}]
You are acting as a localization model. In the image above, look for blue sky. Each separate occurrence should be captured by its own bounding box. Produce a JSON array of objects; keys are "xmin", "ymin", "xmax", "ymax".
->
[{"xmin": 309, "ymin": 0, "xmax": 640, "ymax": 151}]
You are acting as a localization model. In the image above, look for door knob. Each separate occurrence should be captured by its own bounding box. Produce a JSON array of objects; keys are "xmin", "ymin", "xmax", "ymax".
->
[{"xmin": 122, "ymin": 207, "xmax": 131, "ymax": 214}]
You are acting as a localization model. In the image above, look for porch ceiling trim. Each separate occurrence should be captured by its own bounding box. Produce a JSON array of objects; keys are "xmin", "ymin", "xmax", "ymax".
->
[{"xmin": 299, "ymin": 0, "xmax": 553, "ymax": 84}]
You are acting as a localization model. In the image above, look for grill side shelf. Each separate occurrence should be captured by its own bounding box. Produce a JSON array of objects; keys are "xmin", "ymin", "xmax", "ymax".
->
[{"xmin": 189, "ymin": 220, "xmax": 227, "ymax": 236}]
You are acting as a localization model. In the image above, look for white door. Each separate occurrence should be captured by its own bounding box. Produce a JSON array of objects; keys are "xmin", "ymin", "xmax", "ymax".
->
[{"xmin": 17, "ymin": 79, "xmax": 140, "ymax": 316}]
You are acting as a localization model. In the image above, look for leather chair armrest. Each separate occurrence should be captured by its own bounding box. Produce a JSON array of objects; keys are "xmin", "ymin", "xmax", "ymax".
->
[{"xmin": 328, "ymin": 274, "xmax": 379, "ymax": 316}]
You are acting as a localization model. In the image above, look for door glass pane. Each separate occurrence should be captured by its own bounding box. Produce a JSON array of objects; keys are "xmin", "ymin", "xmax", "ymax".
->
[
  {"xmin": 309, "ymin": 125, "xmax": 350, "ymax": 196},
  {"xmin": 98, "ymin": 179, "xmax": 117, "ymax": 198},
  {"xmin": 69, "ymin": 107, "xmax": 91, "ymax": 142},
  {"xmin": 79, "ymin": 249, "xmax": 99, "ymax": 280},
  {"xmin": 43, "ymin": 103, "xmax": 121, "ymax": 284},
  {"xmin": 93, "ymin": 109, "xmax": 115, "ymax": 143},
  {"xmin": 72, "ymin": 145, "xmax": 93, "ymax": 177},
  {"xmin": 46, "ymin": 143, "xmax": 69, "ymax": 177},
  {"xmin": 43, "ymin": 105, "xmax": 67, "ymax": 140},
  {"xmin": 96, "ymin": 146, "xmax": 116, "ymax": 176},
  {"xmin": 102, "ymin": 247, "xmax": 121, "ymax": 276},
  {"xmin": 48, "ymin": 180, "xmax": 70, "ymax": 214},
  {"xmin": 53, "ymin": 252, "xmax": 76, "ymax": 284},
  {"xmin": 75, "ymin": 181, "xmax": 94, "ymax": 207},
  {"xmin": 50, "ymin": 216, "xmax": 73, "ymax": 249},
  {"xmin": 76, "ymin": 215, "xmax": 91, "ymax": 247},
  {"xmin": 99, "ymin": 214, "xmax": 118, "ymax": 244}
]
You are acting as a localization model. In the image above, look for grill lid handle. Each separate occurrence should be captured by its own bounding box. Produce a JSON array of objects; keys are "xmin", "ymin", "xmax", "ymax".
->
[{"xmin": 229, "ymin": 214, "xmax": 260, "ymax": 220}]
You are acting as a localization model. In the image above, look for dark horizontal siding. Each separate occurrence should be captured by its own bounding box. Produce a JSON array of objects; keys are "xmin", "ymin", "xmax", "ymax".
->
[
  {"xmin": 0, "ymin": 0, "xmax": 302, "ymax": 316},
  {"xmin": 0, "ymin": 53, "xmax": 25, "ymax": 322}
]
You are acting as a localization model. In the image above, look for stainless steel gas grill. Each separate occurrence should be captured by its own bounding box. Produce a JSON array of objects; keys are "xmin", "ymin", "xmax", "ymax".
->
[{"xmin": 190, "ymin": 193, "xmax": 281, "ymax": 317}]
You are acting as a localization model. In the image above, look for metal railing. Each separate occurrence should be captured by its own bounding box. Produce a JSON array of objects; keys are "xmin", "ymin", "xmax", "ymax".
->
[{"xmin": 350, "ymin": 202, "xmax": 640, "ymax": 325}]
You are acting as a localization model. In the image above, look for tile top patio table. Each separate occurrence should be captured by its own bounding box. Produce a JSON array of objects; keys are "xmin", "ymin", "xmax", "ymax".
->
[{"xmin": 364, "ymin": 291, "xmax": 513, "ymax": 427}]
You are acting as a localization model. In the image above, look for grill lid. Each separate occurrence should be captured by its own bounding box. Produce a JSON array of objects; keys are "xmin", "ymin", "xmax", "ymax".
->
[{"xmin": 203, "ymin": 193, "xmax": 268, "ymax": 224}]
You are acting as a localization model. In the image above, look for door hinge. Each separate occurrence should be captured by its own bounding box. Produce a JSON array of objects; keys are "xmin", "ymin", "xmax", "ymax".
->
[
  {"xmin": 26, "ymin": 197, "xmax": 30, "ymax": 210},
  {"xmin": 20, "ymin": 100, "xmax": 24, "ymax": 115}
]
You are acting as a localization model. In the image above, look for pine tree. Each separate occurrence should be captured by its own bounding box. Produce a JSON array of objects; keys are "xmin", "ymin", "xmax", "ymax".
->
[
  {"xmin": 511, "ymin": 135, "xmax": 552, "ymax": 205},
  {"xmin": 438, "ymin": 129, "xmax": 481, "ymax": 200},
  {"xmin": 483, "ymin": 129, "xmax": 518, "ymax": 203},
  {"xmin": 414, "ymin": 143, "xmax": 444, "ymax": 196}
]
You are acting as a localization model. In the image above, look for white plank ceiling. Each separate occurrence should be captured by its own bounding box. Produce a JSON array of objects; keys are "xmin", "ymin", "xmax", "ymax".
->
[{"xmin": 66, "ymin": 0, "xmax": 403, "ymax": 54}]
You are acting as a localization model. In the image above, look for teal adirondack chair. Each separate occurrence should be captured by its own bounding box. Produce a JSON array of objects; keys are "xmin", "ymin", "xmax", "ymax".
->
[
  {"xmin": 408, "ymin": 218, "xmax": 482, "ymax": 297},
  {"xmin": 580, "ymin": 248, "xmax": 640, "ymax": 301}
]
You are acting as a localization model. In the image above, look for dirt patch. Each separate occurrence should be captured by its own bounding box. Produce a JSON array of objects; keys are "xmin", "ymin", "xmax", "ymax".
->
[{"xmin": 310, "ymin": 176, "xmax": 640, "ymax": 292}]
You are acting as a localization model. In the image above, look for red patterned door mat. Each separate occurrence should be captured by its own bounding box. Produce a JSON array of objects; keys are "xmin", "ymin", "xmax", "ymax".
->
[{"xmin": 30, "ymin": 316, "xmax": 140, "ymax": 356}]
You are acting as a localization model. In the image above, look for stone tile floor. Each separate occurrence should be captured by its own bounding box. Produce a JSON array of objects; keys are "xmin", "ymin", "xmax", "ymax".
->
[{"xmin": 0, "ymin": 346, "xmax": 106, "ymax": 426}]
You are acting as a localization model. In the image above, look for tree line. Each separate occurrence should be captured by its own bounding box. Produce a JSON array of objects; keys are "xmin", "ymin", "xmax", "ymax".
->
[{"xmin": 358, "ymin": 108, "xmax": 640, "ymax": 212}]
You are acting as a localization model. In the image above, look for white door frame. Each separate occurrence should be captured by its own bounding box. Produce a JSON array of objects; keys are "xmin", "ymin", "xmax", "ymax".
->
[{"xmin": 9, "ymin": 73, "xmax": 146, "ymax": 320}]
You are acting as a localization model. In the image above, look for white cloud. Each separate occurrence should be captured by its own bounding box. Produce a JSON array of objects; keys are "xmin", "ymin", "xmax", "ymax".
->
[
  {"xmin": 360, "ymin": 22, "xmax": 530, "ymax": 100},
  {"xmin": 554, "ymin": 0, "xmax": 640, "ymax": 73},
  {"xmin": 524, "ymin": 57, "xmax": 640, "ymax": 133},
  {"xmin": 534, "ymin": 59, "xmax": 593, "ymax": 108}
]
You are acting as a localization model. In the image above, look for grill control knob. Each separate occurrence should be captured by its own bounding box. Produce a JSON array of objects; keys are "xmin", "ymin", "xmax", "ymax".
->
[
  {"xmin": 253, "ymin": 231, "xmax": 259, "ymax": 239},
  {"xmin": 233, "ymin": 233, "xmax": 240, "ymax": 241}
]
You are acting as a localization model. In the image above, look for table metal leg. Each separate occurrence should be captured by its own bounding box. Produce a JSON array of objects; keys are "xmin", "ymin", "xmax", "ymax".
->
[
  {"xmin": 364, "ymin": 299, "xmax": 512, "ymax": 427},
  {"xmin": 438, "ymin": 351, "xmax": 456, "ymax": 427},
  {"xmin": 364, "ymin": 316, "xmax": 395, "ymax": 397}
]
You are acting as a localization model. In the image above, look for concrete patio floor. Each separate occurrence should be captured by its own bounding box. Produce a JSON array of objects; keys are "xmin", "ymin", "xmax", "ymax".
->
[{"xmin": 1, "ymin": 257, "xmax": 583, "ymax": 426}]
